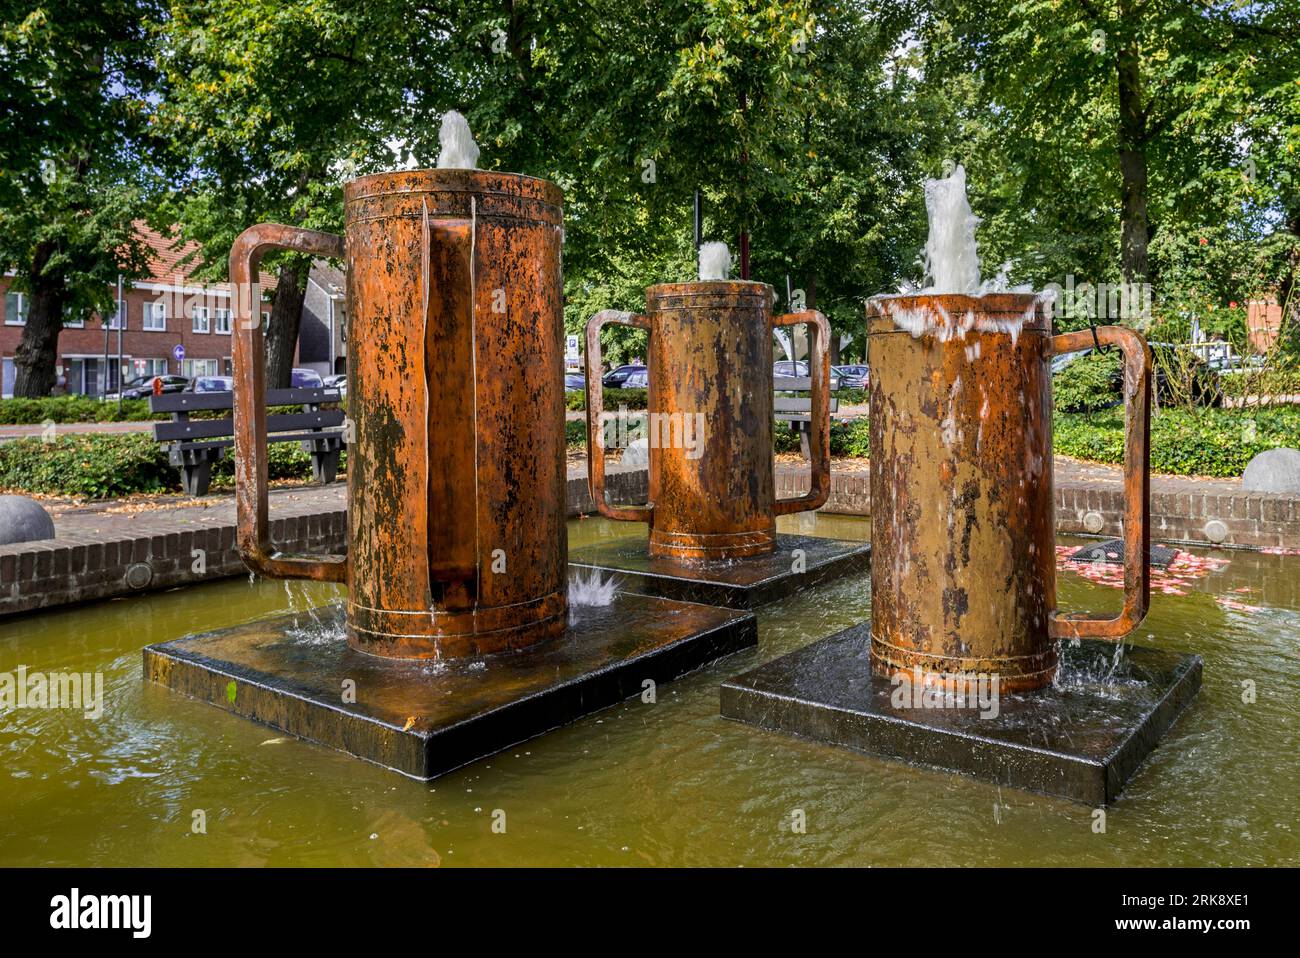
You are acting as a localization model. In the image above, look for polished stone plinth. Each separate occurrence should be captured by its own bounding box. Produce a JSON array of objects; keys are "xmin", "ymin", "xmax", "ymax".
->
[
  {"xmin": 720, "ymin": 624, "xmax": 1201, "ymax": 804},
  {"xmin": 145, "ymin": 586, "xmax": 757, "ymax": 780},
  {"xmin": 568, "ymin": 533, "xmax": 870, "ymax": 609}
]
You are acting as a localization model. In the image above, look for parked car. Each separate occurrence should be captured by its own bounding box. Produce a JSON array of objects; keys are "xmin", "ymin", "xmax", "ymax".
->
[
  {"xmin": 114, "ymin": 374, "xmax": 190, "ymax": 400},
  {"xmin": 184, "ymin": 376, "xmax": 234, "ymax": 393},
  {"xmin": 323, "ymin": 374, "xmax": 347, "ymax": 399},
  {"xmin": 774, "ymin": 360, "xmax": 840, "ymax": 390},
  {"xmin": 833, "ymin": 364, "xmax": 869, "ymax": 390},
  {"xmin": 291, "ymin": 368, "xmax": 324, "ymax": 389},
  {"xmin": 602, "ymin": 364, "xmax": 647, "ymax": 388},
  {"xmin": 564, "ymin": 373, "xmax": 586, "ymax": 392}
]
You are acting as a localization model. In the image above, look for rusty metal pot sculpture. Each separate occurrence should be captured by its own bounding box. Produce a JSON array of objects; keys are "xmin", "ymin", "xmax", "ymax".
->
[
  {"xmin": 866, "ymin": 293, "xmax": 1152, "ymax": 692},
  {"xmin": 584, "ymin": 282, "xmax": 831, "ymax": 561},
  {"xmin": 230, "ymin": 169, "xmax": 567, "ymax": 659}
]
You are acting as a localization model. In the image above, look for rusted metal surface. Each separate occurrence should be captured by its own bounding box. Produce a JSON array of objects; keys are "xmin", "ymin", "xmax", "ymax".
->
[
  {"xmin": 585, "ymin": 281, "xmax": 830, "ymax": 561},
  {"xmin": 866, "ymin": 293, "xmax": 1151, "ymax": 692},
  {"xmin": 231, "ymin": 169, "xmax": 568, "ymax": 659}
]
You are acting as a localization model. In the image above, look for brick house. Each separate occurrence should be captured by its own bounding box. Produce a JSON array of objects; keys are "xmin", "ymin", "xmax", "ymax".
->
[
  {"xmin": 298, "ymin": 260, "xmax": 347, "ymax": 379},
  {"xmin": 1, "ymin": 224, "xmax": 277, "ymax": 397}
]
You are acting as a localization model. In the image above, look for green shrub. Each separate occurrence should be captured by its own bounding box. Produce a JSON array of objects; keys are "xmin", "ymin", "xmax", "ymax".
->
[
  {"xmin": 1054, "ymin": 407, "xmax": 1300, "ymax": 477},
  {"xmin": 564, "ymin": 387, "xmax": 647, "ymax": 411},
  {"xmin": 565, "ymin": 420, "xmax": 587, "ymax": 448},
  {"xmin": 1052, "ymin": 351, "xmax": 1123, "ymax": 413},
  {"xmin": 0, "ymin": 395, "xmax": 154, "ymax": 424},
  {"xmin": 0, "ymin": 433, "xmax": 176, "ymax": 497}
]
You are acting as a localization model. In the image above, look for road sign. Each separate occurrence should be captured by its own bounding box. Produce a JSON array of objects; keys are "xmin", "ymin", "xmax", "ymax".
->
[
  {"xmin": 565, "ymin": 335, "xmax": 580, "ymax": 362},
  {"xmin": 173, "ymin": 344, "xmax": 185, "ymax": 362}
]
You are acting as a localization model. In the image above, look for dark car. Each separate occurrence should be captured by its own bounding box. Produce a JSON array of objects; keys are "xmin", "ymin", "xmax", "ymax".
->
[
  {"xmin": 564, "ymin": 373, "xmax": 586, "ymax": 392},
  {"xmin": 184, "ymin": 376, "xmax": 234, "ymax": 393},
  {"xmin": 291, "ymin": 368, "xmax": 324, "ymax": 389},
  {"xmin": 118, "ymin": 374, "xmax": 189, "ymax": 399},
  {"xmin": 833, "ymin": 364, "xmax": 868, "ymax": 389},
  {"xmin": 602, "ymin": 364, "xmax": 647, "ymax": 388}
]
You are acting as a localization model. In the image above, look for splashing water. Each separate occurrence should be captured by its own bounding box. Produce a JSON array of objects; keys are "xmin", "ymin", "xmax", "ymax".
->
[
  {"xmin": 569, "ymin": 569, "xmax": 618, "ymax": 607},
  {"xmin": 920, "ymin": 164, "xmax": 982, "ymax": 294},
  {"xmin": 698, "ymin": 241, "xmax": 731, "ymax": 281},
  {"xmin": 436, "ymin": 110, "xmax": 480, "ymax": 170},
  {"xmin": 875, "ymin": 164, "xmax": 1044, "ymax": 341}
]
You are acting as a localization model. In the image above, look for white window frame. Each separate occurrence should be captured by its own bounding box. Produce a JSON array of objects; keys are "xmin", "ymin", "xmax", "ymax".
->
[
  {"xmin": 143, "ymin": 301, "xmax": 167, "ymax": 331},
  {"xmin": 182, "ymin": 358, "xmax": 220, "ymax": 378},
  {"xmin": 133, "ymin": 358, "xmax": 169, "ymax": 379},
  {"xmin": 214, "ymin": 307, "xmax": 233, "ymax": 335},
  {"xmin": 4, "ymin": 291, "xmax": 26, "ymax": 326},
  {"xmin": 104, "ymin": 304, "xmax": 125, "ymax": 330},
  {"xmin": 191, "ymin": 305, "xmax": 210, "ymax": 333}
]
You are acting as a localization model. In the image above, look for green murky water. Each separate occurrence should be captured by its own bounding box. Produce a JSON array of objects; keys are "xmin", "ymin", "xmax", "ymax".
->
[{"xmin": 1, "ymin": 513, "xmax": 1297, "ymax": 866}]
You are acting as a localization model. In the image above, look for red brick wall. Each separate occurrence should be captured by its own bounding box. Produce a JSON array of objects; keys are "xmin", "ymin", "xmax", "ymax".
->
[{"xmin": 1, "ymin": 276, "xmax": 273, "ymax": 395}]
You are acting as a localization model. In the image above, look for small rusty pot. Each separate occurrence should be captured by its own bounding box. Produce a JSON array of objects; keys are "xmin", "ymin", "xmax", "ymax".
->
[
  {"xmin": 866, "ymin": 293, "xmax": 1152, "ymax": 692},
  {"xmin": 230, "ymin": 169, "xmax": 568, "ymax": 659},
  {"xmin": 584, "ymin": 281, "xmax": 831, "ymax": 561}
]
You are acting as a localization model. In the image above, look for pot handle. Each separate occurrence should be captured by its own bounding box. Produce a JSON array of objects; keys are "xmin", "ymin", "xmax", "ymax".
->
[
  {"xmin": 585, "ymin": 310, "xmax": 654, "ymax": 521},
  {"xmin": 230, "ymin": 223, "xmax": 348, "ymax": 583},
  {"xmin": 772, "ymin": 309, "xmax": 832, "ymax": 515},
  {"xmin": 1049, "ymin": 325, "xmax": 1152, "ymax": 639}
]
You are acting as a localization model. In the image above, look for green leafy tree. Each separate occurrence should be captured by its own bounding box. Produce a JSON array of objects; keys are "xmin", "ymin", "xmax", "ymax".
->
[
  {"xmin": 0, "ymin": 1, "xmax": 160, "ymax": 396},
  {"xmin": 153, "ymin": 0, "xmax": 410, "ymax": 386}
]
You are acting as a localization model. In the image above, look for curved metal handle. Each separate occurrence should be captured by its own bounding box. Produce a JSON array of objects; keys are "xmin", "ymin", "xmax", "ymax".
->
[
  {"xmin": 585, "ymin": 309, "xmax": 653, "ymax": 521},
  {"xmin": 1050, "ymin": 325, "xmax": 1152, "ymax": 639},
  {"xmin": 230, "ymin": 223, "xmax": 348, "ymax": 583},
  {"xmin": 772, "ymin": 309, "xmax": 831, "ymax": 515}
]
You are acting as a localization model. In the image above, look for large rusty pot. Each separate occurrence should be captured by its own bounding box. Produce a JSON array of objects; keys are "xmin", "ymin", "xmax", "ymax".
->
[
  {"xmin": 230, "ymin": 169, "xmax": 567, "ymax": 659},
  {"xmin": 584, "ymin": 281, "xmax": 831, "ymax": 561},
  {"xmin": 866, "ymin": 293, "xmax": 1152, "ymax": 692}
]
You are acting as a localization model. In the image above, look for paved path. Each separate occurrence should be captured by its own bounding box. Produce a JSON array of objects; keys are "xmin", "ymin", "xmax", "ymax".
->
[{"xmin": 0, "ymin": 420, "xmax": 155, "ymax": 439}]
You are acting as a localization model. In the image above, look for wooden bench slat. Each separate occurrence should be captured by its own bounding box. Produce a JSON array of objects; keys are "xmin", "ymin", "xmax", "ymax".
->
[
  {"xmin": 774, "ymin": 398, "xmax": 840, "ymax": 413},
  {"xmin": 165, "ymin": 431, "xmax": 344, "ymax": 453},
  {"xmin": 154, "ymin": 410, "xmax": 344, "ymax": 442},
  {"xmin": 149, "ymin": 387, "xmax": 341, "ymax": 413},
  {"xmin": 773, "ymin": 376, "xmax": 812, "ymax": 390}
]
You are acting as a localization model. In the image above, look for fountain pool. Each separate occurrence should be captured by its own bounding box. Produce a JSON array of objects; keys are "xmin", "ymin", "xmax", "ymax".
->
[{"xmin": 1, "ymin": 513, "xmax": 1296, "ymax": 866}]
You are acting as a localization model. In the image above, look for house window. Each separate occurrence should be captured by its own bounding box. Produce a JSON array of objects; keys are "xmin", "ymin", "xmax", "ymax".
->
[
  {"xmin": 133, "ymin": 358, "xmax": 168, "ymax": 379},
  {"xmin": 143, "ymin": 301, "xmax": 167, "ymax": 331},
  {"xmin": 214, "ymin": 307, "xmax": 233, "ymax": 334},
  {"xmin": 191, "ymin": 305, "xmax": 210, "ymax": 333},
  {"xmin": 182, "ymin": 358, "xmax": 220, "ymax": 378},
  {"xmin": 4, "ymin": 292, "xmax": 25, "ymax": 325},
  {"xmin": 104, "ymin": 304, "xmax": 125, "ymax": 330},
  {"xmin": 63, "ymin": 305, "xmax": 84, "ymax": 328},
  {"xmin": 2, "ymin": 358, "xmax": 16, "ymax": 397}
]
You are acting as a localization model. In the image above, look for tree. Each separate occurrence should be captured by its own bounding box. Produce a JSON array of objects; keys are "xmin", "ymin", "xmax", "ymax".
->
[
  {"xmin": 924, "ymin": 0, "xmax": 1276, "ymax": 288},
  {"xmin": 153, "ymin": 0, "xmax": 410, "ymax": 387},
  {"xmin": 0, "ymin": 1, "xmax": 160, "ymax": 396}
]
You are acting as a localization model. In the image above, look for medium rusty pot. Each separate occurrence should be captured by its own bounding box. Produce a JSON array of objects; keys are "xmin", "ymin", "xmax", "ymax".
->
[
  {"xmin": 866, "ymin": 293, "xmax": 1152, "ymax": 692},
  {"xmin": 230, "ymin": 169, "xmax": 568, "ymax": 659},
  {"xmin": 584, "ymin": 281, "xmax": 831, "ymax": 561}
]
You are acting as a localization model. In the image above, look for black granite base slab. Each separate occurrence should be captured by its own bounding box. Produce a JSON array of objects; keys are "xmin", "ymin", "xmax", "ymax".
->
[
  {"xmin": 568, "ymin": 533, "xmax": 870, "ymax": 609},
  {"xmin": 144, "ymin": 586, "xmax": 757, "ymax": 780},
  {"xmin": 720, "ymin": 624, "xmax": 1201, "ymax": 804}
]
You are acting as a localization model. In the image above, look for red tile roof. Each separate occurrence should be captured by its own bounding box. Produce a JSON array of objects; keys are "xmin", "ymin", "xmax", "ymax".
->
[{"xmin": 134, "ymin": 221, "xmax": 277, "ymax": 289}]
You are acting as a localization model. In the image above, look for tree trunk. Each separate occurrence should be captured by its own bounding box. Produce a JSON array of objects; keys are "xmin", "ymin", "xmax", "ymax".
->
[
  {"xmin": 264, "ymin": 257, "xmax": 309, "ymax": 389},
  {"xmin": 1116, "ymin": 23, "xmax": 1150, "ymax": 286},
  {"xmin": 12, "ymin": 243, "xmax": 66, "ymax": 397}
]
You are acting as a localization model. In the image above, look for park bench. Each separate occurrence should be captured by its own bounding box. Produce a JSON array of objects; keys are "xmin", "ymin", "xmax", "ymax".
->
[
  {"xmin": 774, "ymin": 375, "xmax": 841, "ymax": 459},
  {"xmin": 149, "ymin": 387, "xmax": 345, "ymax": 496}
]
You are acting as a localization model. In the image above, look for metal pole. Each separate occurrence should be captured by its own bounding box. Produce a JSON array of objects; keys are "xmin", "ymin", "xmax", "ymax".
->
[
  {"xmin": 693, "ymin": 191, "xmax": 701, "ymax": 250},
  {"xmin": 116, "ymin": 274, "xmax": 124, "ymax": 412}
]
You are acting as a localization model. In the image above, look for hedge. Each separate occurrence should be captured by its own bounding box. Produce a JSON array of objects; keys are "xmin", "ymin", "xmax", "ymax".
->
[
  {"xmin": 1055, "ymin": 406, "xmax": 1300, "ymax": 478},
  {"xmin": 0, "ymin": 396, "xmax": 154, "ymax": 424},
  {"xmin": 0, "ymin": 432, "xmax": 343, "ymax": 498},
  {"xmin": 3, "ymin": 407, "xmax": 1296, "ymax": 498}
]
